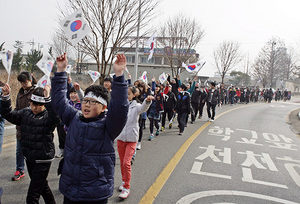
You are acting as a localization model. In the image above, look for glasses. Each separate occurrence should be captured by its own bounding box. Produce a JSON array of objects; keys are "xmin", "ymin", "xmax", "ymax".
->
[{"xmin": 81, "ymin": 99, "xmax": 101, "ymax": 105}]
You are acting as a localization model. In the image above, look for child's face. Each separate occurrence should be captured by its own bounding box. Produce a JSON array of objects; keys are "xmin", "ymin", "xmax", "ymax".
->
[
  {"xmin": 70, "ymin": 92, "xmax": 79, "ymax": 102},
  {"xmin": 128, "ymin": 89, "xmax": 134, "ymax": 101},
  {"xmin": 155, "ymin": 86, "xmax": 160, "ymax": 93},
  {"xmin": 81, "ymin": 97, "xmax": 106, "ymax": 118},
  {"xmin": 20, "ymin": 80, "xmax": 32, "ymax": 90},
  {"xmin": 104, "ymin": 81, "xmax": 111, "ymax": 90},
  {"xmin": 30, "ymin": 102, "xmax": 45, "ymax": 115}
]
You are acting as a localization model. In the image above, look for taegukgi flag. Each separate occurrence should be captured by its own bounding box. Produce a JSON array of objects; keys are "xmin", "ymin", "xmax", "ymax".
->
[
  {"xmin": 60, "ymin": 9, "xmax": 91, "ymax": 45},
  {"xmin": 37, "ymin": 75, "xmax": 51, "ymax": 88},
  {"xmin": 147, "ymin": 33, "xmax": 155, "ymax": 60},
  {"xmin": 182, "ymin": 61, "xmax": 206, "ymax": 73},
  {"xmin": 88, "ymin": 70, "xmax": 101, "ymax": 83},
  {"xmin": 0, "ymin": 50, "xmax": 13, "ymax": 75},
  {"xmin": 37, "ymin": 53, "xmax": 54, "ymax": 76},
  {"xmin": 159, "ymin": 72, "xmax": 167, "ymax": 84},
  {"xmin": 66, "ymin": 65, "xmax": 72, "ymax": 74},
  {"xmin": 139, "ymin": 71, "xmax": 147, "ymax": 84}
]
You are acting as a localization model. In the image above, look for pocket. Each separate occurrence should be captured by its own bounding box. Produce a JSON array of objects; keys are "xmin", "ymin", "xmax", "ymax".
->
[{"xmin": 98, "ymin": 166, "xmax": 108, "ymax": 183}]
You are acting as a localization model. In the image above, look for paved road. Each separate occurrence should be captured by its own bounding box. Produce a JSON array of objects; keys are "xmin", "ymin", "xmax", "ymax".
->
[{"xmin": 1, "ymin": 100, "xmax": 300, "ymax": 203}]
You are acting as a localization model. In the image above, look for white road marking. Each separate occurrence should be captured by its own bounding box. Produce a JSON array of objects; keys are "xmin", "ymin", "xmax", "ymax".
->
[
  {"xmin": 176, "ymin": 190, "xmax": 298, "ymax": 204},
  {"xmin": 190, "ymin": 161, "xmax": 231, "ymax": 179},
  {"xmin": 242, "ymin": 168, "xmax": 287, "ymax": 189},
  {"xmin": 284, "ymin": 163, "xmax": 300, "ymax": 187}
]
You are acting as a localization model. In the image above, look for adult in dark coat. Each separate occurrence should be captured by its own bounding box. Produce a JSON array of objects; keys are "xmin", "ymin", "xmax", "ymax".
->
[
  {"xmin": 198, "ymin": 85, "xmax": 207, "ymax": 119},
  {"xmin": 175, "ymin": 84, "xmax": 191, "ymax": 135},
  {"xmin": 205, "ymin": 82, "xmax": 219, "ymax": 121}
]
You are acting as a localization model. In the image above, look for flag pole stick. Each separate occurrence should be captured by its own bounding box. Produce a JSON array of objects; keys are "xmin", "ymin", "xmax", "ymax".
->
[{"xmin": 7, "ymin": 72, "xmax": 10, "ymax": 84}]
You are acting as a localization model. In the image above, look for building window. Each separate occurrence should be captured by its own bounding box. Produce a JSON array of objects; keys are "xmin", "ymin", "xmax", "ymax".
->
[
  {"xmin": 154, "ymin": 57, "xmax": 162, "ymax": 65},
  {"xmin": 126, "ymin": 56, "xmax": 132, "ymax": 63},
  {"xmin": 140, "ymin": 56, "xmax": 147, "ymax": 64}
]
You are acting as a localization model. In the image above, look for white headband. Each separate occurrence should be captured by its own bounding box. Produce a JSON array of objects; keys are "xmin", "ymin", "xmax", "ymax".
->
[
  {"xmin": 31, "ymin": 94, "xmax": 46, "ymax": 103},
  {"xmin": 84, "ymin": 92, "xmax": 107, "ymax": 106}
]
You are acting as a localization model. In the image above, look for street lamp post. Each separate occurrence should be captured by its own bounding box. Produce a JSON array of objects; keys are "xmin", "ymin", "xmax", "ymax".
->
[
  {"xmin": 134, "ymin": 0, "xmax": 141, "ymax": 82},
  {"xmin": 270, "ymin": 41, "xmax": 276, "ymax": 88}
]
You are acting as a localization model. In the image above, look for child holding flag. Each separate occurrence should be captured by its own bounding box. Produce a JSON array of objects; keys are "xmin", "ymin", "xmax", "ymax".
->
[
  {"xmin": 1, "ymin": 84, "xmax": 60, "ymax": 203},
  {"xmin": 116, "ymin": 85, "xmax": 153, "ymax": 199},
  {"xmin": 51, "ymin": 53, "xmax": 129, "ymax": 203}
]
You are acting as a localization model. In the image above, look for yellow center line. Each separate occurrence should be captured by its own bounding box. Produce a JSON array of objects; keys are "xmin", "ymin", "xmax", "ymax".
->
[
  {"xmin": 139, "ymin": 104, "xmax": 259, "ymax": 204},
  {"xmin": 2, "ymin": 141, "xmax": 16, "ymax": 148}
]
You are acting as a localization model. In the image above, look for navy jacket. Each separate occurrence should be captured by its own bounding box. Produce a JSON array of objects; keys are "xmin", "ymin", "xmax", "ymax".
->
[
  {"xmin": 51, "ymin": 72, "xmax": 129, "ymax": 201},
  {"xmin": 176, "ymin": 91, "xmax": 191, "ymax": 114}
]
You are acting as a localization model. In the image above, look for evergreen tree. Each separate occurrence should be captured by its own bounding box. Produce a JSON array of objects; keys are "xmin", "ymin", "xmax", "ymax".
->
[
  {"xmin": 26, "ymin": 49, "xmax": 43, "ymax": 73},
  {"xmin": 12, "ymin": 49, "xmax": 23, "ymax": 73}
]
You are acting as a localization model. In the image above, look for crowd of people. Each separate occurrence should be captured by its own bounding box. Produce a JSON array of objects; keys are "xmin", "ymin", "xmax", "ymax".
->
[{"xmin": 0, "ymin": 53, "xmax": 293, "ymax": 203}]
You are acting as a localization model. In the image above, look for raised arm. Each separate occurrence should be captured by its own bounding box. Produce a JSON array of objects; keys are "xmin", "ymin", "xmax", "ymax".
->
[
  {"xmin": 43, "ymin": 85, "xmax": 60, "ymax": 128},
  {"xmin": 51, "ymin": 53, "xmax": 78, "ymax": 126},
  {"xmin": 1, "ymin": 84, "xmax": 22, "ymax": 126},
  {"xmin": 73, "ymin": 82, "xmax": 84, "ymax": 101},
  {"xmin": 106, "ymin": 53, "xmax": 129, "ymax": 140}
]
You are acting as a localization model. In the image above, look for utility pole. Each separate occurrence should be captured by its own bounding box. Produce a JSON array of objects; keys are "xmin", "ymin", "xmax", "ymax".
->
[
  {"xmin": 270, "ymin": 41, "xmax": 276, "ymax": 88},
  {"xmin": 27, "ymin": 39, "xmax": 35, "ymax": 51},
  {"xmin": 134, "ymin": 0, "xmax": 141, "ymax": 82}
]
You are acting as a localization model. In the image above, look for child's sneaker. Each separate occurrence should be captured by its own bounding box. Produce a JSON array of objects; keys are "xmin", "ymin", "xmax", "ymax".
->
[
  {"xmin": 55, "ymin": 148, "xmax": 64, "ymax": 158},
  {"xmin": 119, "ymin": 188, "xmax": 130, "ymax": 199},
  {"xmin": 136, "ymin": 142, "xmax": 141, "ymax": 150},
  {"xmin": 118, "ymin": 181, "xmax": 125, "ymax": 192},
  {"xmin": 148, "ymin": 134, "xmax": 154, "ymax": 141},
  {"xmin": 11, "ymin": 170, "xmax": 25, "ymax": 181},
  {"xmin": 169, "ymin": 123, "xmax": 172, "ymax": 129},
  {"xmin": 155, "ymin": 130, "xmax": 160, "ymax": 136},
  {"xmin": 161, "ymin": 127, "xmax": 165, "ymax": 131}
]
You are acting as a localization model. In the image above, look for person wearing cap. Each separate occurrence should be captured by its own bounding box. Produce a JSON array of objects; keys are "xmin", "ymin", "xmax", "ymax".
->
[
  {"xmin": 205, "ymin": 82, "xmax": 219, "ymax": 122},
  {"xmin": 1, "ymin": 84, "xmax": 60, "ymax": 203},
  {"xmin": 51, "ymin": 53, "xmax": 129, "ymax": 203}
]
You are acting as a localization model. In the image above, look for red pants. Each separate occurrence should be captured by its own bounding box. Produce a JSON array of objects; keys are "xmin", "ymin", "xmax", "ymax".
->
[{"xmin": 117, "ymin": 140, "xmax": 137, "ymax": 189}]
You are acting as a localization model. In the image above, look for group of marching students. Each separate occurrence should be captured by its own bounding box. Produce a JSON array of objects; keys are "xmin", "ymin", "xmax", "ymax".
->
[
  {"xmin": 219, "ymin": 85, "xmax": 292, "ymax": 105},
  {"xmin": 0, "ymin": 52, "xmax": 293, "ymax": 203}
]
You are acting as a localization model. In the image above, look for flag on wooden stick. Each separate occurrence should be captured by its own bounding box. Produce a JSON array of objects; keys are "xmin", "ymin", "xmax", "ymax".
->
[{"xmin": 60, "ymin": 9, "xmax": 91, "ymax": 45}]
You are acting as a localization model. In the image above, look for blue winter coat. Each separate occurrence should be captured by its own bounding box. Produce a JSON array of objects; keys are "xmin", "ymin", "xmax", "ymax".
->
[{"xmin": 51, "ymin": 72, "xmax": 129, "ymax": 201}]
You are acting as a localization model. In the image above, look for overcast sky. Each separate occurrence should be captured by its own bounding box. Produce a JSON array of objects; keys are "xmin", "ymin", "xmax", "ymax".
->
[{"xmin": 1, "ymin": 0, "xmax": 300, "ymax": 76}]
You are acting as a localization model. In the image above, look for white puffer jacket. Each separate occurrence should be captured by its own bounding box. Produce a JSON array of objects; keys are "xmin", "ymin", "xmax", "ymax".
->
[{"xmin": 116, "ymin": 99, "xmax": 151, "ymax": 142}]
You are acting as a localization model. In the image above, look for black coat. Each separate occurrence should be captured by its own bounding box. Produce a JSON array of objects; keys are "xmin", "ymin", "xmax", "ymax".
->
[
  {"xmin": 1, "ymin": 97, "xmax": 60, "ymax": 162},
  {"xmin": 205, "ymin": 89, "xmax": 220, "ymax": 105},
  {"xmin": 191, "ymin": 88, "xmax": 201, "ymax": 104},
  {"xmin": 163, "ymin": 90, "xmax": 177, "ymax": 110},
  {"xmin": 176, "ymin": 91, "xmax": 191, "ymax": 114}
]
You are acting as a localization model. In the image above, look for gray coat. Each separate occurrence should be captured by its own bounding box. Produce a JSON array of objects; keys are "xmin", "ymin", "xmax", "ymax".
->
[{"xmin": 116, "ymin": 99, "xmax": 151, "ymax": 142}]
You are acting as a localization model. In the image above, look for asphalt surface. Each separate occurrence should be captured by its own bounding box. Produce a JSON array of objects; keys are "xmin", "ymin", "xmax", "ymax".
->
[{"xmin": 1, "ymin": 98, "xmax": 300, "ymax": 204}]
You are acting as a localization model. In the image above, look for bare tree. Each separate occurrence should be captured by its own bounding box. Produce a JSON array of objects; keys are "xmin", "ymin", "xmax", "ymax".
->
[
  {"xmin": 214, "ymin": 41, "xmax": 242, "ymax": 83},
  {"xmin": 157, "ymin": 14, "xmax": 204, "ymax": 77},
  {"xmin": 51, "ymin": 29, "xmax": 73, "ymax": 58},
  {"xmin": 251, "ymin": 38, "xmax": 295, "ymax": 88},
  {"xmin": 252, "ymin": 58, "xmax": 270, "ymax": 88},
  {"xmin": 59, "ymin": 0, "xmax": 158, "ymax": 83}
]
